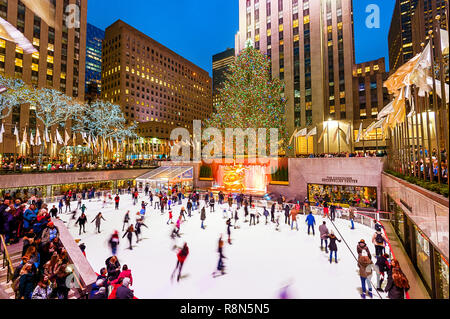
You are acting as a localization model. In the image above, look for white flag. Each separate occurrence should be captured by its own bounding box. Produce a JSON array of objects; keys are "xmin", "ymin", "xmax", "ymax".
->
[
  {"xmin": 44, "ymin": 127, "xmax": 50, "ymax": 143},
  {"xmin": 0, "ymin": 123, "xmax": 4, "ymax": 143},
  {"xmin": 356, "ymin": 122, "xmax": 363, "ymax": 143},
  {"xmin": 22, "ymin": 127, "xmax": 27, "ymax": 145},
  {"xmin": 318, "ymin": 125, "xmax": 328, "ymax": 144},
  {"xmin": 55, "ymin": 129, "xmax": 63, "ymax": 145},
  {"xmin": 295, "ymin": 128, "xmax": 308, "ymax": 138},
  {"xmin": 306, "ymin": 127, "xmax": 317, "ymax": 138},
  {"xmin": 30, "ymin": 131, "xmax": 35, "ymax": 146},
  {"xmin": 64, "ymin": 130, "xmax": 70, "ymax": 146},
  {"xmin": 346, "ymin": 123, "xmax": 351, "ymax": 145}
]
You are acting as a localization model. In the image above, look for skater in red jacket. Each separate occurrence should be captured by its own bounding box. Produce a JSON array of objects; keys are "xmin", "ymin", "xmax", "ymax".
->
[{"xmin": 171, "ymin": 243, "xmax": 189, "ymax": 282}]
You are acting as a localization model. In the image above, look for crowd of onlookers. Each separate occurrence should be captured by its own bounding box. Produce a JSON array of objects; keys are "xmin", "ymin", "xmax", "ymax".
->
[
  {"xmin": 0, "ymin": 158, "xmax": 160, "ymax": 174},
  {"xmin": 0, "ymin": 193, "xmax": 74, "ymax": 299},
  {"xmin": 296, "ymin": 151, "xmax": 387, "ymax": 158},
  {"xmin": 0, "ymin": 190, "xmax": 139, "ymax": 299}
]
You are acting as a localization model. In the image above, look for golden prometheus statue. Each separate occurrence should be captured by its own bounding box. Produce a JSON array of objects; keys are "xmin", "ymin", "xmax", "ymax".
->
[{"xmin": 222, "ymin": 164, "xmax": 246, "ymax": 191}]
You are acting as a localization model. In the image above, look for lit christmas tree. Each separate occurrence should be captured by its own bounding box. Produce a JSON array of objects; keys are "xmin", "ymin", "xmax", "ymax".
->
[{"xmin": 205, "ymin": 43, "xmax": 288, "ymax": 155}]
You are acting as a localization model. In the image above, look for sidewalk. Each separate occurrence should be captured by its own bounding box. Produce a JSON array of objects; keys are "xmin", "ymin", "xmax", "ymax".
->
[{"xmin": 383, "ymin": 222, "xmax": 430, "ymax": 299}]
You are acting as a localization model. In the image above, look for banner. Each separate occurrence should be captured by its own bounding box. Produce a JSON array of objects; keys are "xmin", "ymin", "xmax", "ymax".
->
[
  {"xmin": 318, "ymin": 125, "xmax": 327, "ymax": 144},
  {"xmin": 0, "ymin": 123, "xmax": 4, "ymax": 144}
]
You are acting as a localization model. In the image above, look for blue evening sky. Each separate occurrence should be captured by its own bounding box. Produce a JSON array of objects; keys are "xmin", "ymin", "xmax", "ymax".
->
[{"xmin": 88, "ymin": 0, "xmax": 396, "ymax": 76}]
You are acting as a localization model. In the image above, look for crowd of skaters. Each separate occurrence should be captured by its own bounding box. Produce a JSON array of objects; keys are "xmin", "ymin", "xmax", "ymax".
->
[{"xmin": 2, "ymin": 184, "xmax": 411, "ymax": 299}]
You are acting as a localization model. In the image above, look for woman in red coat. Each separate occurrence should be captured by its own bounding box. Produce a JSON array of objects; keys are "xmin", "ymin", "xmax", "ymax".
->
[{"xmin": 171, "ymin": 243, "xmax": 189, "ymax": 282}]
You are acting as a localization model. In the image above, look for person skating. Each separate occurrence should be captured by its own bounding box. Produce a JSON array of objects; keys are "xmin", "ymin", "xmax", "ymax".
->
[
  {"xmin": 200, "ymin": 207, "xmax": 206, "ymax": 229},
  {"xmin": 330, "ymin": 204, "xmax": 337, "ymax": 221},
  {"xmin": 243, "ymin": 203, "xmax": 249, "ymax": 223},
  {"xmin": 167, "ymin": 210, "xmax": 174, "ymax": 225},
  {"xmin": 284, "ymin": 204, "xmax": 290, "ymax": 225},
  {"xmin": 384, "ymin": 260, "xmax": 410, "ymax": 299},
  {"xmin": 305, "ymin": 212, "xmax": 316, "ymax": 235},
  {"xmin": 75, "ymin": 213, "xmax": 87, "ymax": 235},
  {"xmin": 174, "ymin": 215, "xmax": 182, "ymax": 237},
  {"xmin": 187, "ymin": 200, "xmax": 192, "ymax": 217},
  {"xmin": 327, "ymin": 230, "xmax": 341, "ymax": 263},
  {"xmin": 249, "ymin": 205, "xmax": 256, "ymax": 226},
  {"xmin": 135, "ymin": 218, "xmax": 148, "ymax": 243},
  {"xmin": 109, "ymin": 231, "xmax": 120, "ymax": 256},
  {"xmin": 263, "ymin": 207, "xmax": 269, "ymax": 225},
  {"xmin": 49, "ymin": 205, "xmax": 58, "ymax": 218},
  {"xmin": 358, "ymin": 250, "xmax": 376, "ymax": 299},
  {"xmin": 372, "ymin": 228, "xmax": 388, "ymax": 257},
  {"xmin": 70, "ymin": 208, "xmax": 78, "ymax": 220},
  {"xmin": 375, "ymin": 253, "xmax": 390, "ymax": 292},
  {"xmin": 122, "ymin": 211, "xmax": 130, "ymax": 231},
  {"xmin": 233, "ymin": 209, "xmax": 239, "ymax": 229},
  {"xmin": 91, "ymin": 212, "xmax": 106, "ymax": 233},
  {"xmin": 290, "ymin": 207, "xmax": 299, "ymax": 231},
  {"xmin": 80, "ymin": 203, "xmax": 87, "ymax": 215},
  {"xmin": 270, "ymin": 203, "xmax": 276, "ymax": 223},
  {"xmin": 319, "ymin": 221, "xmax": 329, "ymax": 252},
  {"xmin": 226, "ymin": 218, "xmax": 232, "ymax": 244},
  {"xmin": 123, "ymin": 224, "xmax": 135, "ymax": 250},
  {"xmin": 180, "ymin": 207, "xmax": 187, "ymax": 221},
  {"xmin": 357, "ymin": 239, "xmax": 372, "ymax": 259},
  {"xmin": 58, "ymin": 199, "xmax": 64, "ymax": 215},
  {"xmin": 171, "ymin": 243, "xmax": 189, "ymax": 282},
  {"xmin": 64, "ymin": 197, "xmax": 71, "ymax": 213},
  {"xmin": 216, "ymin": 236, "xmax": 226, "ymax": 275},
  {"xmin": 349, "ymin": 207, "xmax": 356, "ymax": 229},
  {"xmin": 114, "ymin": 194, "xmax": 120, "ymax": 210},
  {"xmin": 209, "ymin": 196, "xmax": 215, "ymax": 212}
]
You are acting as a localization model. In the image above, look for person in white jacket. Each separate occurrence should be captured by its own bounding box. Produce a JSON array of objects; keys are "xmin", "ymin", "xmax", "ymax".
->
[{"xmin": 31, "ymin": 277, "xmax": 52, "ymax": 299}]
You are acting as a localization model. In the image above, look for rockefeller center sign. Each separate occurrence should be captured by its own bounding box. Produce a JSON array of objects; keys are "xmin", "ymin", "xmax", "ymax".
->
[{"xmin": 321, "ymin": 176, "xmax": 358, "ymax": 184}]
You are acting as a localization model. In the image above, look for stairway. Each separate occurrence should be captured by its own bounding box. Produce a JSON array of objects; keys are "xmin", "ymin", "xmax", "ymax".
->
[
  {"xmin": 0, "ymin": 241, "xmax": 79, "ymax": 299},
  {"xmin": 0, "ymin": 241, "xmax": 23, "ymax": 299}
]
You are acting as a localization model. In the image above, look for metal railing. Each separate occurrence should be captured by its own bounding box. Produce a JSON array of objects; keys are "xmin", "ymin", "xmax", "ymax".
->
[{"xmin": 0, "ymin": 235, "xmax": 15, "ymax": 284}]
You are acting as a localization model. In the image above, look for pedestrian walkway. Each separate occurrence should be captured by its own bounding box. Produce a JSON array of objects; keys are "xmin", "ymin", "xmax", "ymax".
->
[{"xmin": 382, "ymin": 222, "xmax": 430, "ymax": 299}]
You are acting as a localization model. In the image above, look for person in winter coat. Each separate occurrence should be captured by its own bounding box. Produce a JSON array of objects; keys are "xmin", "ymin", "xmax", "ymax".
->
[
  {"xmin": 41, "ymin": 222, "xmax": 59, "ymax": 245},
  {"xmin": 187, "ymin": 200, "xmax": 193, "ymax": 217},
  {"xmin": 319, "ymin": 221, "xmax": 330, "ymax": 252},
  {"xmin": 372, "ymin": 229, "xmax": 388, "ymax": 257},
  {"xmin": 114, "ymin": 195, "xmax": 120, "ymax": 210},
  {"xmin": 327, "ymin": 230, "xmax": 341, "ymax": 263},
  {"xmin": 135, "ymin": 219, "xmax": 148, "ymax": 243},
  {"xmin": 209, "ymin": 196, "xmax": 215, "ymax": 212},
  {"xmin": 305, "ymin": 212, "xmax": 316, "ymax": 235},
  {"xmin": 167, "ymin": 211, "xmax": 174, "ymax": 225},
  {"xmin": 115, "ymin": 277, "xmax": 134, "ymax": 299},
  {"xmin": 384, "ymin": 259, "xmax": 410, "ymax": 299},
  {"xmin": 122, "ymin": 211, "xmax": 130, "ymax": 231},
  {"xmin": 226, "ymin": 219, "xmax": 232, "ymax": 244},
  {"xmin": 75, "ymin": 213, "xmax": 87, "ymax": 235},
  {"xmin": 217, "ymin": 236, "xmax": 226, "ymax": 275},
  {"xmin": 263, "ymin": 207, "xmax": 270, "ymax": 225},
  {"xmin": 357, "ymin": 239, "xmax": 372, "ymax": 259},
  {"xmin": 109, "ymin": 231, "xmax": 120, "ymax": 256},
  {"xmin": 49, "ymin": 205, "xmax": 58, "ymax": 218},
  {"xmin": 171, "ymin": 243, "xmax": 189, "ymax": 282},
  {"xmin": 375, "ymin": 253, "xmax": 390, "ymax": 291},
  {"xmin": 105, "ymin": 256, "xmax": 121, "ymax": 282},
  {"xmin": 123, "ymin": 225, "xmax": 135, "ymax": 250},
  {"xmin": 358, "ymin": 250, "xmax": 376, "ymax": 299},
  {"xmin": 113, "ymin": 264, "xmax": 133, "ymax": 286},
  {"xmin": 18, "ymin": 263, "xmax": 35, "ymax": 299},
  {"xmin": 31, "ymin": 277, "xmax": 52, "ymax": 299},
  {"xmin": 349, "ymin": 207, "xmax": 356, "ymax": 229},
  {"xmin": 91, "ymin": 212, "xmax": 106, "ymax": 233},
  {"xmin": 283, "ymin": 205, "xmax": 291, "ymax": 225},
  {"xmin": 200, "ymin": 207, "xmax": 206, "ymax": 229},
  {"xmin": 58, "ymin": 199, "xmax": 64, "ymax": 214},
  {"xmin": 23, "ymin": 204, "xmax": 38, "ymax": 231},
  {"xmin": 90, "ymin": 286, "xmax": 107, "ymax": 299},
  {"xmin": 290, "ymin": 208, "xmax": 299, "ymax": 231},
  {"xmin": 270, "ymin": 203, "xmax": 276, "ymax": 223}
]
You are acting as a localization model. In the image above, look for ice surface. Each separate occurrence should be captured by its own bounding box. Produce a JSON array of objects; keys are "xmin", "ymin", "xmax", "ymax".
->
[{"xmin": 54, "ymin": 194, "xmax": 389, "ymax": 299}]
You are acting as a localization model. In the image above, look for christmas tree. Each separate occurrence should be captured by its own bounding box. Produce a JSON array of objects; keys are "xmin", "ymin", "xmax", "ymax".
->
[{"xmin": 205, "ymin": 43, "xmax": 288, "ymax": 155}]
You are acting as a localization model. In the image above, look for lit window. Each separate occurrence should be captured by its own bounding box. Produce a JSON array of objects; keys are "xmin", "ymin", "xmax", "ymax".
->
[
  {"xmin": 47, "ymin": 55, "xmax": 54, "ymax": 64},
  {"xmin": 47, "ymin": 69, "xmax": 53, "ymax": 76},
  {"xmin": 267, "ymin": 29, "xmax": 271, "ymax": 36},
  {"xmin": 32, "ymin": 64, "xmax": 39, "ymax": 72},
  {"xmin": 304, "ymin": 16, "xmax": 310, "ymax": 24},
  {"xmin": 279, "ymin": 24, "xmax": 283, "ymax": 32},
  {"xmin": 365, "ymin": 66, "xmax": 371, "ymax": 73},
  {"xmin": 15, "ymin": 58, "xmax": 23, "ymax": 67},
  {"xmin": 293, "ymin": 19, "xmax": 299, "ymax": 28},
  {"xmin": 373, "ymin": 65, "xmax": 379, "ymax": 71},
  {"xmin": 357, "ymin": 68, "xmax": 362, "ymax": 74}
]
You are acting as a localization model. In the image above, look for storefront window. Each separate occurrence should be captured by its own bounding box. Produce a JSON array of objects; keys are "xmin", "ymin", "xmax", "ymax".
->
[
  {"xmin": 415, "ymin": 225, "xmax": 432, "ymax": 292},
  {"xmin": 434, "ymin": 251, "xmax": 449, "ymax": 299},
  {"xmin": 308, "ymin": 184, "xmax": 377, "ymax": 208}
]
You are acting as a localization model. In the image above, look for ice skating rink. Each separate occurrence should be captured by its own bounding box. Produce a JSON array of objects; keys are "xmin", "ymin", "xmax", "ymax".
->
[{"xmin": 55, "ymin": 195, "xmax": 389, "ymax": 299}]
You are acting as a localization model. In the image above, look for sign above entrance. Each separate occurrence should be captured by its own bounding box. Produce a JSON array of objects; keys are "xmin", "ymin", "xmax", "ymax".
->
[{"xmin": 321, "ymin": 176, "xmax": 358, "ymax": 184}]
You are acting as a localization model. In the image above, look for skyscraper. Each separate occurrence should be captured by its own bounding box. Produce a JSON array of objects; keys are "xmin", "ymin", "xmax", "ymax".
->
[
  {"xmin": 0, "ymin": 0, "xmax": 87, "ymax": 154},
  {"xmin": 85, "ymin": 23, "xmax": 104, "ymax": 101},
  {"xmin": 388, "ymin": 0, "xmax": 419, "ymax": 73},
  {"xmin": 102, "ymin": 20, "xmax": 212, "ymax": 155},
  {"xmin": 212, "ymin": 48, "xmax": 235, "ymax": 110},
  {"xmin": 236, "ymin": 0, "xmax": 355, "ymax": 154}
]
